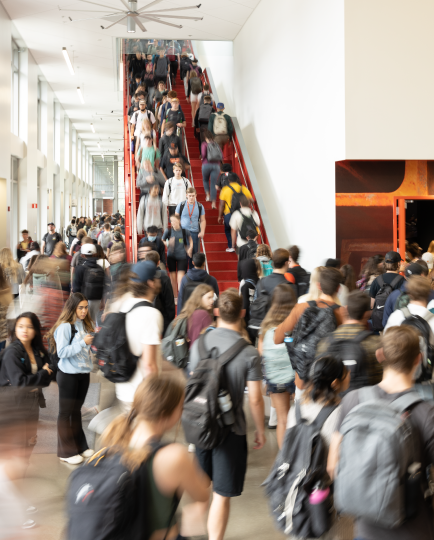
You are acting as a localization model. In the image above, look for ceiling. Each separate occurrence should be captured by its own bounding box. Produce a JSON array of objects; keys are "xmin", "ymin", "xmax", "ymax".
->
[{"xmin": 1, "ymin": 0, "xmax": 260, "ymax": 157}]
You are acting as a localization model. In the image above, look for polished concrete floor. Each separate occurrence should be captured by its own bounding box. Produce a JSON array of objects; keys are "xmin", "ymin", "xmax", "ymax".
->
[{"xmin": 21, "ymin": 394, "xmax": 285, "ymax": 540}]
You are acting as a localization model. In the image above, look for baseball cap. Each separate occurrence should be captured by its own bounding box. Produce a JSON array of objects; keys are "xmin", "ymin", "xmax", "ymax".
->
[
  {"xmin": 131, "ymin": 261, "xmax": 157, "ymax": 283},
  {"xmin": 48, "ymin": 222, "xmax": 55, "ymax": 226},
  {"xmin": 81, "ymin": 244, "xmax": 96, "ymax": 256},
  {"xmin": 422, "ymin": 252, "xmax": 434, "ymax": 270},
  {"xmin": 139, "ymin": 99, "xmax": 146, "ymax": 105},
  {"xmin": 216, "ymin": 102, "xmax": 225, "ymax": 109},
  {"xmin": 405, "ymin": 262, "xmax": 426, "ymax": 277},
  {"xmin": 384, "ymin": 251, "xmax": 402, "ymax": 263},
  {"xmin": 325, "ymin": 258, "xmax": 340, "ymax": 268}
]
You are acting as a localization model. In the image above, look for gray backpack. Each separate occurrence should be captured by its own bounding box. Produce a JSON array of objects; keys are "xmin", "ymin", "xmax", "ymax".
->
[
  {"xmin": 198, "ymin": 103, "xmax": 213, "ymax": 122},
  {"xmin": 334, "ymin": 386, "xmax": 422, "ymax": 528},
  {"xmin": 161, "ymin": 317, "xmax": 189, "ymax": 369},
  {"xmin": 206, "ymin": 141, "xmax": 223, "ymax": 163},
  {"xmin": 100, "ymin": 232, "xmax": 111, "ymax": 252}
]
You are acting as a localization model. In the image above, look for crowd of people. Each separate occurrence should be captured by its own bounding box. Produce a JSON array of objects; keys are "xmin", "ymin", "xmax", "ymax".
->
[{"xmin": 1, "ymin": 39, "xmax": 434, "ymax": 540}]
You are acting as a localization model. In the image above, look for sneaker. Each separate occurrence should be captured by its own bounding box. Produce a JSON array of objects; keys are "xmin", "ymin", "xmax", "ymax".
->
[
  {"xmin": 59, "ymin": 455, "xmax": 84, "ymax": 465},
  {"xmin": 188, "ymin": 444, "xmax": 196, "ymax": 453},
  {"xmin": 226, "ymin": 248, "xmax": 235, "ymax": 253},
  {"xmin": 26, "ymin": 506, "xmax": 37, "ymax": 514},
  {"xmin": 22, "ymin": 520, "xmax": 36, "ymax": 530},
  {"xmin": 175, "ymin": 297, "xmax": 178, "ymax": 305},
  {"xmin": 81, "ymin": 449, "xmax": 95, "ymax": 458},
  {"xmin": 205, "ymin": 193, "xmax": 210, "ymax": 202}
]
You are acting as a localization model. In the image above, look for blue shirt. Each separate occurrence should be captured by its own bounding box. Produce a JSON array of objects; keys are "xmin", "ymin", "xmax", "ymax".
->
[
  {"xmin": 175, "ymin": 201, "xmax": 205, "ymax": 233},
  {"xmin": 382, "ymin": 283, "xmax": 434, "ymax": 327},
  {"xmin": 54, "ymin": 320, "xmax": 92, "ymax": 374}
]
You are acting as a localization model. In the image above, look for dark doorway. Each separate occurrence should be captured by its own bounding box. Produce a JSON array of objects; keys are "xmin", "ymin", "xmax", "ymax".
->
[{"xmin": 405, "ymin": 200, "xmax": 434, "ymax": 253}]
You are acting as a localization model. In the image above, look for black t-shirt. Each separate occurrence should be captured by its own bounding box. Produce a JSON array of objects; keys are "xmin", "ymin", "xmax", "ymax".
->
[
  {"xmin": 42, "ymin": 232, "xmax": 61, "ymax": 256},
  {"xmin": 166, "ymin": 109, "xmax": 185, "ymax": 127},
  {"xmin": 160, "ymin": 152, "xmax": 190, "ymax": 179},
  {"xmin": 369, "ymin": 272, "xmax": 405, "ymax": 298},
  {"xmin": 337, "ymin": 386, "xmax": 434, "ymax": 540}
]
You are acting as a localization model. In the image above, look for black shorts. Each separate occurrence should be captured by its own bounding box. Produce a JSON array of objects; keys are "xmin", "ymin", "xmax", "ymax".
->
[
  {"xmin": 195, "ymin": 432, "xmax": 247, "ymax": 497},
  {"xmin": 168, "ymin": 205, "xmax": 177, "ymax": 217},
  {"xmin": 167, "ymin": 256, "xmax": 188, "ymax": 273}
]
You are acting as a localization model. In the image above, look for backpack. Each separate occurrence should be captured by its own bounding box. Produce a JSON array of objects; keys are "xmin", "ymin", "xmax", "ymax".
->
[
  {"xmin": 244, "ymin": 279, "xmax": 257, "ymax": 305},
  {"xmin": 92, "ymin": 301, "xmax": 152, "ymax": 383},
  {"xmin": 371, "ymin": 274, "xmax": 402, "ymax": 331},
  {"xmin": 144, "ymin": 61, "xmax": 154, "ymax": 81},
  {"xmin": 400, "ymin": 306, "xmax": 434, "ymax": 381},
  {"xmin": 334, "ymin": 386, "xmax": 423, "ymax": 528},
  {"xmin": 200, "ymin": 92, "xmax": 212, "ymax": 106},
  {"xmin": 181, "ymin": 334, "xmax": 249, "ymax": 450},
  {"xmin": 66, "ymin": 443, "xmax": 176, "ymax": 540},
  {"xmin": 49, "ymin": 324, "xmax": 77, "ymax": 375},
  {"xmin": 100, "ymin": 232, "xmax": 111, "ymax": 252},
  {"xmin": 248, "ymin": 285, "xmax": 271, "ymax": 330},
  {"xmin": 90, "ymin": 227, "xmax": 99, "ymax": 241},
  {"xmin": 70, "ymin": 225, "xmax": 77, "ymax": 237},
  {"xmin": 228, "ymin": 184, "xmax": 242, "ymax": 214},
  {"xmin": 260, "ymin": 260, "xmax": 273, "ymax": 277},
  {"xmin": 161, "ymin": 317, "xmax": 189, "ymax": 369},
  {"xmin": 82, "ymin": 264, "xmax": 105, "ymax": 301},
  {"xmin": 393, "ymin": 290, "xmax": 410, "ymax": 311},
  {"xmin": 325, "ymin": 330, "xmax": 373, "ymax": 395},
  {"xmin": 286, "ymin": 301, "xmax": 339, "ymax": 382},
  {"xmin": 206, "ymin": 141, "xmax": 223, "ymax": 163},
  {"xmin": 180, "ymin": 57, "xmax": 191, "ymax": 72},
  {"xmin": 243, "ymin": 240, "xmax": 258, "ymax": 260},
  {"xmin": 190, "ymin": 76, "xmax": 202, "ymax": 95},
  {"xmin": 213, "ymin": 114, "xmax": 228, "ymax": 135},
  {"xmin": 168, "ymin": 177, "xmax": 189, "ymax": 195},
  {"xmin": 263, "ymin": 401, "xmax": 337, "ymax": 537},
  {"xmin": 178, "ymin": 201, "xmax": 204, "ymax": 227},
  {"xmin": 183, "ymin": 274, "xmax": 212, "ymax": 306},
  {"xmin": 198, "ymin": 103, "xmax": 213, "ymax": 122},
  {"xmin": 239, "ymin": 213, "xmax": 258, "ymax": 241},
  {"xmin": 72, "ymin": 242, "xmax": 82, "ymax": 255}
]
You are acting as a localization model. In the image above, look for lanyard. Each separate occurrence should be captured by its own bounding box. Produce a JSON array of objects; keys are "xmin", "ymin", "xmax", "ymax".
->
[{"xmin": 187, "ymin": 202, "xmax": 196, "ymax": 223}]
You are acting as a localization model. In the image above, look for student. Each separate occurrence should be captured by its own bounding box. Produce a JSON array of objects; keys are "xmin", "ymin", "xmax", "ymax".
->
[
  {"xmin": 370, "ymin": 250, "xmax": 405, "ymax": 309},
  {"xmin": 0, "ymin": 247, "xmax": 25, "ymax": 298},
  {"xmin": 256, "ymin": 244, "xmax": 273, "ymax": 277},
  {"xmin": 143, "ymin": 250, "xmax": 175, "ymax": 335},
  {"xmin": 238, "ymin": 229, "xmax": 259, "ymax": 263},
  {"xmin": 101, "ymin": 374, "xmax": 210, "ymax": 539},
  {"xmin": 0, "ymin": 313, "xmax": 52, "ymax": 459},
  {"xmin": 208, "ymin": 103, "xmax": 234, "ymax": 150},
  {"xmin": 158, "ymin": 121, "xmax": 182, "ymax": 158},
  {"xmin": 229, "ymin": 195, "xmax": 260, "ymax": 252},
  {"xmin": 20, "ymin": 241, "xmax": 41, "ymax": 271},
  {"xmin": 160, "ymin": 144, "xmax": 190, "ymax": 182},
  {"xmin": 201, "ymin": 130, "xmax": 221, "ymax": 208},
  {"xmin": 356, "ymin": 254, "xmax": 385, "ymax": 294},
  {"xmin": 218, "ymin": 173, "xmax": 253, "ymax": 252},
  {"xmin": 238, "ymin": 258, "xmax": 261, "ymax": 331},
  {"xmin": 153, "ymin": 79, "xmax": 166, "ymax": 109},
  {"xmin": 153, "ymin": 46, "xmax": 170, "ymax": 85},
  {"xmin": 70, "ymin": 229, "xmax": 87, "ymax": 256},
  {"xmin": 42, "ymin": 223, "xmax": 62, "ymax": 257},
  {"xmin": 187, "ymin": 71, "xmax": 203, "ymax": 123},
  {"xmin": 255, "ymin": 248, "xmax": 291, "ymax": 299},
  {"xmin": 328, "ymin": 325, "xmax": 434, "ymax": 540},
  {"xmin": 137, "ymin": 121, "xmax": 158, "ymax": 155},
  {"xmin": 195, "ymin": 96, "xmax": 214, "ymax": 152},
  {"xmin": 340, "ymin": 264, "xmax": 357, "ymax": 292},
  {"xmin": 175, "ymin": 187, "xmax": 206, "ymax": 268},
  {"xmin": 106, "ymin": 232, "xmax": 125, "ymax": 258},
  {"xmin": 130, "ymin": 100, "xmax": 156, "ymax": 140},
  {"xmin": 325, "ymin": 257, "xmax": 349, "ymax": 306},
  {"xmin": 0, "ymin": 266, "xmax": 12, "ymax": 351},
  {"xmin": 165, "ymin": 97, "xmax": 187, "ymax": 135},
  {"xmin": 17, "ymin": 229, "xmax": 33, "ymax": 261},
  {"xmin": 160, "ymin": 90, "xmax": 184, "ymax": 135},
  {"xmin": 162, "ymin": 214, "xmax": 193, "ymax": 303},
  {"xmin": 137, "ymin": 183, "xmax": 168, "ymax": 236},
  {"xmin": 317, "ymin": 290, "xmax": 383, "ymax": 391},
  {"xmin": 139, "ymin": 225, "xmax": 167, "ymax": 268},
  {"xmin": 284, "ymin": 245, "xmax": 309, "ymax": 298},
  {"xmin": 46, "ymin": 293, "xmax": 95, "ymax": 465},
  {"xmin": 72, "ymin": 244, "xmax": 105, "ymax": 323},
  {"xmin": 162, "ymin": 162, "xmax": 192, "ymax": 217},
  {"xmin": 188, "ymin": 289, "xmax": 265, "ymax": 540},
  {"xmin": 216, "ymin": 163, "xmax": 233, "ymax": 191},
  {"xmin": 177, "ymin": 252, "xmax": 219, "ymax": 314},
  {"xmin": 197, "ymin": 83, "xmax": 215, "ymax": 108},
  {"xmin": 258, "ymin": 284, "xmax": 297, "ymax": 448},
  {"xmin": 98, "ymin": 223, "xmax": 112, "ymax": 254}
]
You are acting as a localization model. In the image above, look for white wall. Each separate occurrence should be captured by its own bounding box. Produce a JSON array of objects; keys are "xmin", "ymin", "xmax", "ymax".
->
[
  {"xmin": 232, "ymin": 0, "xmax": 345, "ymax": 271},
  {"xmin": 345, "ymin": 0, "xmax": 434, "ymax": 159}
]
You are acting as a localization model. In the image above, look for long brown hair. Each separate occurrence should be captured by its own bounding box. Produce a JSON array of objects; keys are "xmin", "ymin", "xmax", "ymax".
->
[
  {"xmin": 261, "ymin": 283, "xmax": 296, "ymax": 335},
  {"xmin": 340, "ymin": 264, "xmax": 356, "ymax": 292},
  {"xmin": 176, "ymin": 283, "xmax": 214, "ymax": 323},
  {"xmin": 23, "ymin": 255, "xmax": 50, "ymax": 286},
  {"xmin": 102, "ymin": 374, "xmax": 184, "ymax": 470},
  {"xmin": 0, "ymin": 247, "xmax": 20, "ymax": 280},
  {"xmin": 46, "ymin": 292, "xmax": 94, "ymax": 352}
]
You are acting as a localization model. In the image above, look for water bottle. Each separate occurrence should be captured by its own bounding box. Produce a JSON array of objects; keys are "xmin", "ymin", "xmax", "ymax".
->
[
  {"xmin": 309, "ymin": 482, "xmax": 332, "ymax": 537},
  {"xmin": 217, "ymin": 390, "xmax": 235, "ymax": 426}
]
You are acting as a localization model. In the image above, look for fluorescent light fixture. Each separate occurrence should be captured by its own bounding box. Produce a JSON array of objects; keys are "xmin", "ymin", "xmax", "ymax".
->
[
  {"xmin": 97, "ymin": 142, "xmax": 100, "ymax": 149},
  {"xmin": 62, "ymin": 47, "xmax": 74, "ymax": 75},
  {"xmin": 91, "ymin": 123, "xmax": 95, "ymax": 133},
  {"xmin": 77, "ymin": 87, "xmax": 85, "ymax": 104}
]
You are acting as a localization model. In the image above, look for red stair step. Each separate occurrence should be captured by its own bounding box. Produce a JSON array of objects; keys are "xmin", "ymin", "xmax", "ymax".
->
[
  {"xmin": 203, "ymin": 242, "xmax": 229, "ymax": 251},
  {"xmin": 205, "ymin": 251, "xmax": 237, "ymax": 261},
  {"xmin": 207, "ymin": 261, "xmax": 238, "ymax": 271}
]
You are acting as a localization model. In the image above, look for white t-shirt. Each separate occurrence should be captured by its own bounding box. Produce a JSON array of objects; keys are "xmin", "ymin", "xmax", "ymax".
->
[
  {"xmin": 197, "ymin": 91, "xmax": 214, "ymax": 105},
  {"xmin": 229, "ymin": 208, "xmax": 260, "ymax": 247},
  {"xmin": 115, "ymin": 296, "xmax": 163, "ymax": 404},
  {"xmin": 384, "ymin": 303, "xmax": 434, "ymax": 340},
  {"xmin": 131, "ymin": 110, "xmax": 156, "ymax": 137},
  {"xmin": 96, "ymin": 258, "xmax": 110, "ymax": 269},
  {"xmin": 162, "ymin": 176, "xmax": 191, "ymax": 207},
  {"xmin": 139, "ymin": 131, "xmax": 157, "ymax": 149}
]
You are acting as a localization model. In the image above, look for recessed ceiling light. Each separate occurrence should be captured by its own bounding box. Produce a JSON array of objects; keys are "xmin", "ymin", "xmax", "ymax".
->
[
  {"xmin": 77, "ymin": 87, "xmax": 85, "ymax": 104},
  {"xmin": 62, "ymin": 47, "xmax": 74, "ymax": 75}
]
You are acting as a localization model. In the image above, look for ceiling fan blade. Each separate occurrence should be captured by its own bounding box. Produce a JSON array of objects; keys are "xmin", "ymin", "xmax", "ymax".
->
[
  {"xmin": 138, "ymin": 15, "xmax": 182, "ymax": 28},
  {"xmin": 103, "ymin": 13, "xmax": 129, "ymax": 28},
  {"xmin": 58, "ymin": 8, "xmax": 118, "ymax": 12},
  {"xmin": 137, "ymin": 0, "xmax": 165, "ymax": 14},
  {"xmin": 144, "ymin": 5, "xmax": 202, "ymax": 14},
  {"xmin": 133, "ymin": 16, "xmax": 147, "ymax": 32},
  {"xmin": 146, "ymin": 14, "xmax": 203, "ymax": 20},
  {"xmin": 79, "ymin": 0, "xmax": 124, "ymax": 12},
  {"xmin": 70, "ymin": 12, "xmax": 120, "ymax": 21}
]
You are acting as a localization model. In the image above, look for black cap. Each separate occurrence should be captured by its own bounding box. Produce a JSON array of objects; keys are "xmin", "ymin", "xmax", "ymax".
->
[
  {"xmin": 385, "ymin": 251, "xmax": 402, "ymax": 263},
  {"xmin": 325, "ymin": 258, "xmax": 340, "ymax": 268},
  {"xmin": 405, "ymin": 262, "xmax": 425, "ymax": 277},
  {"xmin": 47, "ymin": 222, "xmax": 55, "ymax": 226}
]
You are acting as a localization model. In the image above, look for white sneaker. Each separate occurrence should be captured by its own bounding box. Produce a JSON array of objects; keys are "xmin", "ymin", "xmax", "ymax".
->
[
  {"xmin": 205, "ymin": 193, "xmax": 210, "ymax": 202},
  {"xmin": 175, "ymin": 297, "xmax": 178, "ymax": 305},
  {"xmin": 60, "ymin": 455, "xmax": 84, "ymax": 465},
  {"xmin": 22, "ymin": 520, "xmax": 36, "ymax": 530},
  {"xmin": 26, "ymin": 506, "xmax": 37, "ymax": 514},
  {"xmin": 81, "ymin": 449, "xmax": 95, "ymax": 458},
  {"xmin": 226, "ymin": 247, "xmax": 235, "ymax": 253},
  {"xmin": 188, "ymin": 444, "xmax": 196, "ymax": 453}
]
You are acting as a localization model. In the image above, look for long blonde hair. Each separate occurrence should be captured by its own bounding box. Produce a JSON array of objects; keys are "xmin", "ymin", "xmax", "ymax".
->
[
  {"xmin": 301, "ymin": 266, "xmax": 341, "ymax": 305},
  {"xmin": 0, "ymin": 248, "xmax": 20, "ymax": 280},
  {"xmin": 46, "ymin": 292, "xmax": 94, "ymax": 352},
  {"xmin": 102, "ymin": 374, "xmax": 184, "ymax": 470},
  {"xmin": 176, "ymin": 283, "xmax": 214, "ymax": 323},
  {"xmin": 261, "ymin": 284, "xmax": 296, "ymax": 336}
]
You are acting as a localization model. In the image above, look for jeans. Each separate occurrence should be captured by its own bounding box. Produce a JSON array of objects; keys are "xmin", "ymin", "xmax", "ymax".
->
[
  {"xmin": 147, "ymin": 86, "xmax": 156, "ymax": 109},
  {"xmin": 224, "ymin": 213, "xmax": 232, "ymax": 248},
  {"xmin": 188, "ymin": 230, "xmax": 199, "ymax": 269},
  {"xmin": 202, "ymin": 163, "xmax": 220, "ymax": 202},
  {"xmin": 57, "ymin": 370, "xmax": 90, "ymax": 458}
]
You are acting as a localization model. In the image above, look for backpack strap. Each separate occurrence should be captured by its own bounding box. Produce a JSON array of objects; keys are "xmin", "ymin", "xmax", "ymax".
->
[
  {"xmin": 126, "ymin": 300, "xmax": 153, "ymax": 314},
  {"xmin": 179, "ymin": 201, "xmax": 185, "ymax": 216},
  {"xmin": 422, "ymin": 311, "xmax": 434, "ymax": 323},
  {"xmin": 376, "ymin": 275, "xmax": 385, "ymax": 288},
  {"xmin": 390, "ymin": 274, "xmax": 403, "ymax": 289},
  {"xmin": 312, "ymin": 404, "xmax": 338, "ymax": 430},
  {"xmin": 350, "ymin": 329, "xmax": 373, "ymax": 344},
  {"xmin": 307, "ymin": 300, "xmax": 317, "ymax": 308},
  {"xmin": 401, "ymin": 306, "xmax": 412, "ymax": 319},
  {"xmin": 244, "ymin": 279, "xmax": 257, "ymax": 289},
  {"xmin": 390, "ymin": 391, "xmax": 422, "ymax": 414},
  {"xmin": 197, "ymin": 334, "xmax": 248, "ymax": 368},
  {"xmin": 70, "ymin": 324, "xmax": 78, "ymax": 344}
]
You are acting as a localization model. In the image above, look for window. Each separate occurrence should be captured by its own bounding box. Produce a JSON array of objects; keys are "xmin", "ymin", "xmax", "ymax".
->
[
  {"xmin": 64, "ymin": 119, "xmax": 69, "ymax": 169},
  {"xmin": 37, "ymin": 80, "xmax": 42, "ymax": 150},
  {"xmin": 11, "ymin": 41, "xmax": 19, "ymax": 136},
  {"xmin": 117, "ymin": 159, "xmax": 125, "ymax": 214},
  {"xmin": 54, "ymin": 101, "xmax": 60, "ymax": 163},
  {"xmin": 72, "ymin": 129, "xmax": 76, "ymax": 175},
  {"xmin": 11, "ymin": 157, "xmax": 19, "ymax": 248}
]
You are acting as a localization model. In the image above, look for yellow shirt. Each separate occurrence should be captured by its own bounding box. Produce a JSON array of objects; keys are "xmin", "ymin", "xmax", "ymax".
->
[{"xmin": 219, "ymin": 183, "xmax": 252, "ymax": 215}]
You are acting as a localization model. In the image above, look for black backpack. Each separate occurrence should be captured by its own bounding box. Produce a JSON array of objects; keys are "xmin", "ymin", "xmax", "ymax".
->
[
  {"xmin": 371, "ymin": 274, "xmax": 402, "ymax": 331},
  {"xmin": 180, "ymin": 57, "xmax": 191, "ymax": 72},
  {"xmin": 239, "ymin": 213, "xmax": 258, "ymax": 241},
  {"xmin": 82, "ymin": 264, "xmax": 105, "ymax": 301},
  {"xmin": 182, "ymin": 334, "xmax": 248, "ymax": 450},
  {"xmin": 183, "ymin": 274, "xmax": 212, "ymax": 306},
  {"xmin": 401, "ymin": 306, "xmax": 434, "ymax": 381},
  {"xmin": 243, "ymin": 240, "xmax": 258, "ymax": 259},
  {"xmin": 92, "ymin": 301, "xmax": 152, "ymax": 383},
  {"xmin": 247, "ymin": 284, "xmax": 270, "ymax": 330},
  {"xmin": 66, "ymin": 443, "xmax": 176, "ymax": 540},
  {"xmin": 286, "ymin": 301, "xmax": 339, "ymax": 382},
  {"xmin": 263, "ymin": 401, "xmax": 337, "ymax": 538},
  {"xmin": 324, "ymin": 330, "xmax": 373, "ymax": 395},
  {"xmin": 50, "ymin": 324, "xmax": 77, "ymax": 375},
  {"xmin": 228, "ymin": 184, "xmax": 242, "ymax": 214}
]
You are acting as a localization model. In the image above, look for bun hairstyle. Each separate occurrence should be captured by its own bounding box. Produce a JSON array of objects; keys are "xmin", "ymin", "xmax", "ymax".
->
[{"xmin": 307, "ymin": 355, "xmax": 346, "ymax": 405}]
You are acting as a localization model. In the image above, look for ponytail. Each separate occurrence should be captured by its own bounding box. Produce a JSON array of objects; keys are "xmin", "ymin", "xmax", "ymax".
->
[{"xmin": 306, "ymin": 355, "xmax": 346, "ymax": 405}]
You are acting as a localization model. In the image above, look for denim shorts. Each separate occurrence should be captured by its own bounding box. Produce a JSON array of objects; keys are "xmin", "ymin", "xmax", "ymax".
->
[{"xmin": 266, "ymin": 380, "xmax": 295, "ymax": 395}]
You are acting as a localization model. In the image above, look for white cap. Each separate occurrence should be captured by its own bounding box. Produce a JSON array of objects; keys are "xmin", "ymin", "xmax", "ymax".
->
[
  {"xmin": 81, "ymin": 244, "xmax": 96, "ymax": 256},
  {"xmin": 422, "ymin": 252, "xmax": 434, "ymax": 270}
]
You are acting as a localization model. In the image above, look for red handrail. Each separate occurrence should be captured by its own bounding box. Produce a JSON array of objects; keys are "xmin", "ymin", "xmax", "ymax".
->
[{"xmin": 123, "ymin": 48, "xmax": 133, "ymax": 262}]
